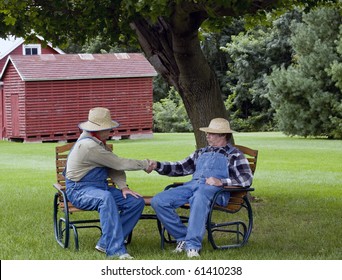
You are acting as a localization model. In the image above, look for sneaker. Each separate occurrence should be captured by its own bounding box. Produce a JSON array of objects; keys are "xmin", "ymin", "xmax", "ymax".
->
[
  {"xmin": 95, "ymin": 245, "xmax": 106, "ymax": 254},
  {"xmin": 119, "ymin": 253, "xmax": 134, "ymax": 260},
  {"xmin": 187, "ymin": 249, "xmax": 200, "ymax": 258},
  {"xmin": 172, "ymin": 240, "xmax": 186, "ymax": 253}
]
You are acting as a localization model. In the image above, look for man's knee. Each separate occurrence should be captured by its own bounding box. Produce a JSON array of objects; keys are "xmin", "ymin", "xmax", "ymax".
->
[
  {"xmin": 151, "ymin": 193, "xmax": 164, "ymax": 210},
  {"xmin": 100, "ymin": 191, "xmax": 115, "ymax": 204},
  {"xmin": 127, "ymin": 196, "xmax": 145, "ymax": 211},
  {"xmin": 150, "ymin": 195, "xmax": 158, "ymax": 209}
]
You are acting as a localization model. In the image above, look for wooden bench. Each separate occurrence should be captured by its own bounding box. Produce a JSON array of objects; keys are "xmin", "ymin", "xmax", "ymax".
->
[{"xmin": 53, "ymin": 143, "xmax": 258, "ymax": 251}]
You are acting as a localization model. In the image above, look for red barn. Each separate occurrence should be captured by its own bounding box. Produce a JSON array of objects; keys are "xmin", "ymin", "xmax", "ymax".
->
[{"xmin": 0, "ymin": 53, "xmax": 157, "ymax": 142}]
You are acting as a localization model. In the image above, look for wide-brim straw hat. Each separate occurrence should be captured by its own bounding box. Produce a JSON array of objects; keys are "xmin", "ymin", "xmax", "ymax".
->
[
  {"xmin": 78, "ymin": 107, "xmax": 119, "ymax": 132},
  {"xmin": 199, "ymin": 118, "xmax": 234, "ymax": 134}
]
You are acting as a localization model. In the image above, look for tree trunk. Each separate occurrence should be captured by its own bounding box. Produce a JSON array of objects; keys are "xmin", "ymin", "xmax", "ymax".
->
[{"xmin": 131, "ymin": 15, "xmax": 228, "ymax": 148}]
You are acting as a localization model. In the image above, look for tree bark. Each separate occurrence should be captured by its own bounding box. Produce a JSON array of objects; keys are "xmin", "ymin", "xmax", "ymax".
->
[{"xmin": 131, "ymin": 15, "xmax": 228, "ymax": 148}]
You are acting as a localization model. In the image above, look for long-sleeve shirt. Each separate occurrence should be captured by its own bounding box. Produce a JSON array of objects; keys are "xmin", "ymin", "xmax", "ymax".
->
[
  {"xmin": 65, "ymin": 131, "xmax": 149, "ymax": 189},
  {"xmin": 155, "ymin": 144, "xmax": 253, "ymax": 187}
]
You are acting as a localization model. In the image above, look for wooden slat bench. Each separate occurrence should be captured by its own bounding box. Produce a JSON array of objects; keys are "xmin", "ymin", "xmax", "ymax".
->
[{"xmin": 53, "ymin": 143, "xmax": 258, "ymax": 251}]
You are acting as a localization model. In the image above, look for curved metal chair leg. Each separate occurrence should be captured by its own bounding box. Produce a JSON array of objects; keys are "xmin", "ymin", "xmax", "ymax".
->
[
  {"xmin": 53, "ymin": 193, "xmax": 70, "ymax": 248},
  {"xmin": 242, "ymin": 196, "xmax": 254, "ymax": 244},
  {"xmin": 159, "ymin": 223, "xmax": 176, "ymax": 250},
  {"xmin": 71, "ymin": 224, "xmax": 79, "ymax": 250},
  {"xmin": 207, "ymin": 191, "xmax": 253, "ymax": 250},
  {"xmin": 125, "ymin": 231, "xmax": 133, "ymax": 245}
]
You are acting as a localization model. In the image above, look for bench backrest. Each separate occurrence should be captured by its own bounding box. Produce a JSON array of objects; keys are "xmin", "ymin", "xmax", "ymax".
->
[
  {"xmin": 234, "ymin": 144, "xmax": 258, "ymax": 175},
  {"xmin": 220, "ymin": 145, "xmax": 258, "ymax": 212}
]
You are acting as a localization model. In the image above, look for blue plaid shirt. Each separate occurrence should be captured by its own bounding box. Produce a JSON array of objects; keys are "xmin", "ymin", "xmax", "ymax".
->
[{"xmin": 156, "ymin": 144, "xmax": 253, "ymax": 187}]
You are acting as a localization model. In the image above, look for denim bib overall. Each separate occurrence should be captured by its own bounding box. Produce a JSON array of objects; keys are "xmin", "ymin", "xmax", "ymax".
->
[
  {"xmin": 152, "ymin": 151, "xmax": 231, "ymax": 250},
  {"xmin": 65, "ymin": 137, "xmax": 144, "ymax": 257}
]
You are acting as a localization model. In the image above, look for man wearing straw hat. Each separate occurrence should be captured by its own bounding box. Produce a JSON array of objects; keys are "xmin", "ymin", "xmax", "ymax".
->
[
  {"xmin": 150, "ymin": 118, "xmax": 253, "ymax": 258},
  {"xmin": 65, "ymin": 107, "xmax": 153, "ymax": 259}
]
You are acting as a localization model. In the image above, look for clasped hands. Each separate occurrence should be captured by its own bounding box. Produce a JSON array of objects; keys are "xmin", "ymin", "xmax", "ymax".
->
[{"xmin": 145, "ymin": 159, "xmax": 157, "ymax": 173}]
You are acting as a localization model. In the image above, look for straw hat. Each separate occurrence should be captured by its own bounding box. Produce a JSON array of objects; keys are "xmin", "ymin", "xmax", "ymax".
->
[
  {"xmin": 78, "ymin": 107, "xmax": 119, "ymax": 132},
  {"xmin": 199, "ymin": 118, "xmax": 233, "ymax": 134}
]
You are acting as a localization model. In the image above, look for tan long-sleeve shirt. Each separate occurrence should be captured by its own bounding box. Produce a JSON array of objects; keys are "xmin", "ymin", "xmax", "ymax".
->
[{"xmin": 65, "ymin": 132, "xmax": 149, "ymax": 189}]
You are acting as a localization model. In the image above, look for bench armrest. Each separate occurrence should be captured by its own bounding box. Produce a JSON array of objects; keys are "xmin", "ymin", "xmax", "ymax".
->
[
  {"xmin": 53, "ymin": 182, "xmax": 64, "ymax": 192},
  {"xmin": 223, "ymin": 186, "xmax": 254, "ymax": 192},
  {"xmin": 53, "ymin": 183, "xmax": 69, "ymax": 207}
]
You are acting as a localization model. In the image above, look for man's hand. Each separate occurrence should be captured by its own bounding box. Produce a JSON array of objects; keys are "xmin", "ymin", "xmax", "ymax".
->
[
  {"xmin": 121, "ymin": 187, "xmax": 142, "ymax": 199},
  {"xmin": 145, "ymin": 159, "xmax": 157, "ymax": 173},
  {"xmin": 205, "ymin": 177, "xmax": 223, "ymax": 187}
]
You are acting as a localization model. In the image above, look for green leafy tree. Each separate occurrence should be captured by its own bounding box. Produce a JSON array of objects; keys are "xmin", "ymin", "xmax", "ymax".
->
[
  {"xmin": 153, "ymin": 88, "xmax": 192, "ymax": 132},
  {"xmin": 64, "ymin": 36, "xmax": 141, "ymax": 54},
  {"xmin": 327, "ymin": 30, "xmax": 342, "ymax": 137},
  {"xmin": 328, "ymin": 26, "xmax": 342, "ymax": 90},
  {"xmin": 0, "ymin": 0, "xmax": 326, "ymax": 146},
  {"xmin": 221, "ymin": 9, "xmax": 302, "ymax": 131},
  {"xmin": 267, "ymin": 6, "xmax": 342, "ymax": 138}
]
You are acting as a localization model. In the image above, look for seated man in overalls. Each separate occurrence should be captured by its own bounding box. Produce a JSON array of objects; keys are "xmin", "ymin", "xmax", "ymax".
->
[
  {"xmin": 65, "ymin": 107, "xmax": 153, "ymax": 259},
  {"xmin": 150, "ymin": 118, "xmax": 253, "ymax": 258}
]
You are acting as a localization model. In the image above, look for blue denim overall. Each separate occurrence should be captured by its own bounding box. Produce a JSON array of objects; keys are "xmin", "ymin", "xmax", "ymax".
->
[
  {"xmin": 151, "ymin": 151, "xmax": 230, "ymax": 251},
  {"xmin": 65, "ymin": 138, "xmax": 144, "ymax": 257}
]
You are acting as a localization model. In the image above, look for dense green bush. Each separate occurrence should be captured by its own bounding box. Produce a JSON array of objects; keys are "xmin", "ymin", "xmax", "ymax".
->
[
  {"xmin": 221, "ymin": 10, "xmax": 302, "ymax": 132},
  {"xmin": 153, "ymin": 88, "xmax": 193, "ymax": 132},
  {"xmin": 267, "ymin": 6, "xmax": 342, "ymax": 139}
]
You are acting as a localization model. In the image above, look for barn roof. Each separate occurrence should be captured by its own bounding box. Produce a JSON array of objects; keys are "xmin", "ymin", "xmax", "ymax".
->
[
  {"xmin": 0, "ymin": 36, "xmax": 25, "ymax": 60},
  {"xmin": 0, "ymin": 53, "xmax": 157, "ymax": 81},
  {"xmin": 0, "ymin": 35, "xmax": 65, "ymax": 60}
]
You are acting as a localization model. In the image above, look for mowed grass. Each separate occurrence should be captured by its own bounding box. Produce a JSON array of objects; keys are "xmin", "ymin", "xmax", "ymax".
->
[{"xmin": 0, "ymin": 132, "xmax": 341, "ymax": 260}]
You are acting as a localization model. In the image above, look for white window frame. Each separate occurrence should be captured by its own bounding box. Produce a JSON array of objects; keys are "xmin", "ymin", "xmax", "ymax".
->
[{"xmin": 22, "ymin": 44, "xmax": 41, "ymax": 55}]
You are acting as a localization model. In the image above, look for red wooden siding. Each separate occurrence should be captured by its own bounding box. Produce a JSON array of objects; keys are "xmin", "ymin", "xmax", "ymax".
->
[
  {"xmin": 0, "ymin": 83, "xmax": 4, "ymax": 139},
  {"xmin": 22, "ymin": 77, "xmax": 153, "ymax": 141},
  {"xmin": 0, "ymin": 53, "xmax": 156, "ymax": 142},
  {"xmin": 1, "ymin": 63, "xmax": 27, "ymax": 140}
]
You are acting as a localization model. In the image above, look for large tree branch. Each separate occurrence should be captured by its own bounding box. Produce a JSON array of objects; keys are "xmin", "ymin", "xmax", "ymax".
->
[{"xmin": 130, "ymin": 18, "xmax": 180, "ymax": 90}]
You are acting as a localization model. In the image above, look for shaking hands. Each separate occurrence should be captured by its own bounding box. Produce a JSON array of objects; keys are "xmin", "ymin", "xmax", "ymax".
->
[{"xmin": 145, "ymin": 159, "xmax": 157, "ymax": 173}]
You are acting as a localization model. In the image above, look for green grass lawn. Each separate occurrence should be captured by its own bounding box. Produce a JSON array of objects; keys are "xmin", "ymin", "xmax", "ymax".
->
[{"xmin": 0, "ymin": 132, "xmax": 341, "ymax": 260}]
